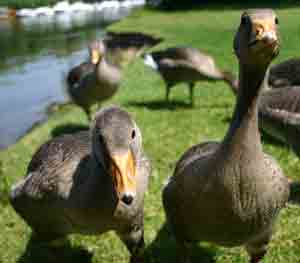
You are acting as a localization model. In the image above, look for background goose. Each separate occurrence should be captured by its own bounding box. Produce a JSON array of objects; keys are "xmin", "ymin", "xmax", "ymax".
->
[
  {"xmin": 258, "ymin": 86, "xmax": 300, "ymax": 156},
  {"xmin": 143, "ymin": 46, "xmax": 237, "ymax": 105},
  {"xmin": 162, "ymin": 9, "xmax": 290, "ymax": 263},
  {"xmin": 104, "ymin": 31, "xmax": 164, "ymax": 67},
  {"xmin": 10, "ymin": 106, "xmax": 151, "ymax": 262},
  {"xmin": 67, "ymin": 32, "xmax": 163, "ymax": 119},
  {"xmin": 67, "ymin": 40, "xmax": 122, "ymax": 119},
  {"xmin": 269, "ymin": 58, "xmax": 300, "ymax": 88}
]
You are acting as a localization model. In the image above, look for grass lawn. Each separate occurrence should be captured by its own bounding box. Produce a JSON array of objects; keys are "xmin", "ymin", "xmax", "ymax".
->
[
  {"xmin": 0, "ymin": 0, "xmax": 59, "ymax": 9},
  {"xmin": 1, "ymin": 5, "xmax": 300, "ymax": 263}
]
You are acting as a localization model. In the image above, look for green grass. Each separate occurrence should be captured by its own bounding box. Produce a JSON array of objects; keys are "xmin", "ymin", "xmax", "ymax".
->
[
  {"xmin": 0, "ymin": 0, "xmax": 59, "ymax": 9},
  {"xmin": 1, "ymin": 6, "xmax": 300, "ymax": 263}
]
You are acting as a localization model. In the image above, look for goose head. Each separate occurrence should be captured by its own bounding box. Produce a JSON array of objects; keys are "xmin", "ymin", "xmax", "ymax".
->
[
  {"xmin": 234, "ymin": 9, "xmax": 280, "ymax": 68},
  {"xmin": 89, "ymin": 40, "xmax": 106, "ymax": 65},
  {"xmin": 91, "ymin": 106, "xmax": 142, "ymax": 206}
]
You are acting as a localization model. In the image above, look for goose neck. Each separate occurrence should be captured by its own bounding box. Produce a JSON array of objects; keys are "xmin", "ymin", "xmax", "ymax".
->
[{"xmin": 223, "ymin": 61, "xmax": 269, "ymax": 154}]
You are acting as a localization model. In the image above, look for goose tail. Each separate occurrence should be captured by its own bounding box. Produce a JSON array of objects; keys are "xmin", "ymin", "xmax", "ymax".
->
[{"xmin": 143, "ymin": 53, "xmax": 158, "ymax": 70}]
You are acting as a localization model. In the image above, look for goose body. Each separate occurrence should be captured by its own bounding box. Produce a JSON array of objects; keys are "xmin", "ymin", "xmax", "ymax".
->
[
  {"xmin": 162, "ymin": 10, "xmax": 289, "ymax": 263},
  {"xmin": 143, "ymin": 47, "xmax": 236, "ymax": 105},
  {"xmin": 269, "ymin": 58, "xmax": 300, "ymax": 88},
  {"xmin": 258, "ymin": 86, "xmax": 300, "ymax": 156},
  {"xmin": 10, "ymin": 106, "xmax": 150, "ymax": 261}
]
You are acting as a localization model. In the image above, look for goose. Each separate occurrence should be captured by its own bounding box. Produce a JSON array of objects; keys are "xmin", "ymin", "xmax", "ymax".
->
[
  {"xmin": 162, "ymin": 9, "xmax": 290, "ymax": 263},
  {"xmin": 10, "ymin": 105, "xmax": 151, "ymax": 262},
  {"xmin": 143, "ymin": 47, "xmax": 237, "ymax": 105},
  {"xmin": 67, "ymin": 32, "xmax": 163, "ymax": 119},
  {"xmin": 104, "ymin": 31, "xmax": 163, "ymax": 67},
  {"xmin": 269, "ymin": 58, "xmax": 300, "ymax": 88},
  {"xmin": 67, "ymin": 40, "xmax": 122, "ymax": 120}
]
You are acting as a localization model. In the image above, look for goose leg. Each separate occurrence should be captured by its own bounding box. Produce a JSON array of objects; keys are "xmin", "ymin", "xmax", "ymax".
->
[
  {"xmin": 189, "ymin": 83, "xmax": 195, "ymax": 106},
  {"xmin": 246, "ymin": 230, "xmax": 271, "ymax": 263},
  {"xmin": 176, "ymin": 240, "xmax": 191, "ymax": 263},
  {"xmin": 166, "ymin": 83, "xmax": 172, "ymax": 104},
  {"xmin": 117, "ymin": 219, "xmax": 145, "ymax": 263}
]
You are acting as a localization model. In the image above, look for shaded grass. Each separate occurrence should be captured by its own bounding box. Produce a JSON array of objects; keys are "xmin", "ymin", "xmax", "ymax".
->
[{"xmin": 1, "ymin": 6, "xmax": 300, "ymax": 263}]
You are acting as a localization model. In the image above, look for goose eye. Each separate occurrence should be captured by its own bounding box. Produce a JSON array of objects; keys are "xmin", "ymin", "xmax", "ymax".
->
[
  {"xmin": 275, "ymin": 17, "xmax": 279, "ymax": 25},
  {"xmin": 241, "ymin": 16, "xmax": 248, "ymax": 25},
  {"xmin": 131, "ymin": 130, "xmax": 136, "ymax": 139}
]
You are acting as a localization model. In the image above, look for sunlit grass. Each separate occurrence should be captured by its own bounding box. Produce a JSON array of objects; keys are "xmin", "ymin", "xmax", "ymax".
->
[{"xmin": 1, "ymin": 6, "xmax": 300, "ymax": 263}]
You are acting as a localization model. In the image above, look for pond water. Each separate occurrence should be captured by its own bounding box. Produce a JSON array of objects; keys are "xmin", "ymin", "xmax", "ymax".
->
[{"xmin": 0, "ymin": 5, "xmax": 136, "ymax": 150}]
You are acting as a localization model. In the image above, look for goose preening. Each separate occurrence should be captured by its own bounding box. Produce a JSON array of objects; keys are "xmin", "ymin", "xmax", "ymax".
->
[
  {"xmin": 10, "ymin": 106, "xmax": 151, "ymax": 262},
  {"xmin": 162, "ymin": 9, "xmax": 290, "ymax": 263},
  {"xmin": 143, "ymin": 46, "xmax": 237, "ymax": 105},
  {"xmin": 269, "ymin": 58, "xmax": 300, "ymax": 88},
  {"xmin": 67, "ymin": 32, "xmax": 163, "ymax": 119}
]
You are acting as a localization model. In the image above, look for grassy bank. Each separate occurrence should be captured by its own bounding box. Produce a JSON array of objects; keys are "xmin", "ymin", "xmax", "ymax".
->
[
  {"xmin": 1, "ymin": 6, "xmax": 300, "ymax": 263},
  {"xmin": 0, "ymin": 0, "xmax": 59, "ymax": 9}
]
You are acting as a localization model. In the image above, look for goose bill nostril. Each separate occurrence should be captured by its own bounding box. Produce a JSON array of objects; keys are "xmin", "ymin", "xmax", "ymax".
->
[{"xmin": 121, "ymin": 194, "xmax": 134, "ymax": 205}]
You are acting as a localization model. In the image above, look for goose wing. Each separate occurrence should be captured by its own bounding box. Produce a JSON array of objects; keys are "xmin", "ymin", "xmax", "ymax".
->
[
  {"xmin": 11, "ymin": 132, "xmax": 91, "ymax": 201},
  {"xmin": 152, "ymin": 47, "xmax": 224, "ymax": 79},
  {"xmin": 269, "ymin": 58, "xmax": 300, "ymax": 88}
]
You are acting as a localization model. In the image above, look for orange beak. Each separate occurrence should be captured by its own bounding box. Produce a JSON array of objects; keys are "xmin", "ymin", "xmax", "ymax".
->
[
  {"xmin": 91, "ymin": 49, "xmax": 101, "ymax": 65},
  {"xmin": 250, "ymin": 20, "xmax": 278, "ymax": 46},
  {"xmin": 110, "ymin": 150, "xmax": 136, "ymax": 199}
]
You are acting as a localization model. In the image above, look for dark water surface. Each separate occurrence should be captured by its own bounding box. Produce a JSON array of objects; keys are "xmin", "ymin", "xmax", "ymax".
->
[{"xmin": 0, "ymin": 7, "xmax": 133, "ymax": 150}]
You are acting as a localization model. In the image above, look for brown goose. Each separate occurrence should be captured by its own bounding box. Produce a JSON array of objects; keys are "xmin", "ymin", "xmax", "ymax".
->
[
  {"xmin": 105, "ymin": 31, "xmax": 163, "ymax": 66},
  {"xmin": 67, "ymin": 40, "xmax": 122, "ymax": 120},
  {"xmin": 162, "ymin": 9, "xmax": 290, "ymax": 263},
  {"xmin": 10, "ymin": 106, "xmax": 151, "ymax": 262},
  {"xmin": 143, "ymin": 46, "xmax": 237, "ymax": 105},
  {"xmin": 67, "ymin": 32, "xmax": 163, "ymax": 119},
  {"xmin": 269, "ymin": 58, "xmax": 300, "ymax": 88}
]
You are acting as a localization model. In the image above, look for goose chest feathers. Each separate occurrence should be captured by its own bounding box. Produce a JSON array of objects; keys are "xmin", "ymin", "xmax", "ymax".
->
[
  {"xmin": 10, "ymin": 106, "xmax": 151, "ymax": 262},
  {"xmin": 163, "ymin": 9, "xmax": 289, "ymax": 263}
]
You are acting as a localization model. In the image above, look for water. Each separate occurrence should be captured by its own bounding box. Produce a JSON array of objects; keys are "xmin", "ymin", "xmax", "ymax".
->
[{"xmin": 0, "ymin": 4, "xmax": 137, "ymax": 150}]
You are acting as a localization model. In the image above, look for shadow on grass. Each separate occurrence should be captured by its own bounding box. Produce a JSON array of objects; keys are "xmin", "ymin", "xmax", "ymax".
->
[
  {"xmin": 127, "ymin": 100, "xmax": 231, "ymax": 111},
  {"xmin": 144, "ymin": 223, "xmax": 215, "ymax": 263},
  {"xmin": 127, "ymin": 100, "xmax": 193, "ymax": 110},
  {"xmin": 260, "ymin": 131, "xmax": 287, "ymax": 147},
  {"xmin": 51, "ymin": 124, "xmax": 89, "ymax": 138},
  {"xmin": 17, "ymin": 236, "xmax": 93, "ymax": 263}
]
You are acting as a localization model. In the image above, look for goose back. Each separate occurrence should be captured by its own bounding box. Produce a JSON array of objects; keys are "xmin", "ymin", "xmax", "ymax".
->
[
  {"xmin": 150, "ymin": 47, "xmax": 225, "ymax": 84},
  {"xmin": 269, "ymin": 58, "xmax": 300, "ymax": 88}
]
